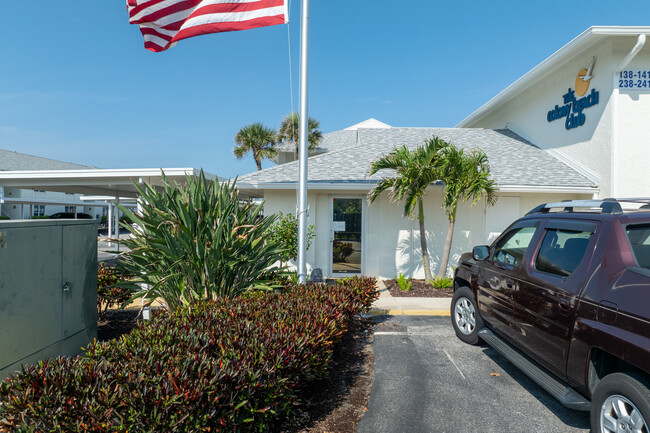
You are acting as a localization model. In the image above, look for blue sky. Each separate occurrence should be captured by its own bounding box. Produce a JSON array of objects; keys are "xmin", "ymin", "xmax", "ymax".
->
[{"xmin": 2, "ymin": 1, "xmax": 650, "ymax": 178}]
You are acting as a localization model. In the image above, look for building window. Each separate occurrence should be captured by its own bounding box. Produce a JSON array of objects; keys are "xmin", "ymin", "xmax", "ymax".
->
[
  {"xmin": 65, "ymin": 206, "xmax": 75, "ymax": 213},
  {"xmin": 33, "ymin": 205, "xmax": 45, "ymax": 217}
]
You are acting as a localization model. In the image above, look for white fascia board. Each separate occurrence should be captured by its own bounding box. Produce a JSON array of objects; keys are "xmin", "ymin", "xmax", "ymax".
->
[
  {"xmin": 1, "ymin": 197, "xmax": 118, "ymax": 206},
  {"xmin": 456, "ymin": 26, "xmax": 650, "ymax": 128},
  {"xmin": 238, "ymin": 182, "xmax": 597, "ymax": 195},
  {"xmin": 0, "ymin": 168, "xmax": 210, "ymax": 187},
  {"xmin": 80, "ymin": 195, "xmax": 138, "ymax": 202},
  {"xmin": 238, "ymin": 182, "xmax": 376, "ymax": 191},
  {"xmin": 0, "ymin": 167, "xmax": 199, "ymax": 179},
  {"xmin": 498, "ymin": 185, "xmax": 599, "ymax": 194}
]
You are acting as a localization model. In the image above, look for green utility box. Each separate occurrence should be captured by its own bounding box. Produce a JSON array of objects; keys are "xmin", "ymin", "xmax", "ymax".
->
[{"xmin": 0, "ymin": 219, "xmax": 97, "ymax": 380}]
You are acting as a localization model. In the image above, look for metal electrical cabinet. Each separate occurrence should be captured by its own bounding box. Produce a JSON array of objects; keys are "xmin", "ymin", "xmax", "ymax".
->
[{"xmin": 0, "ymin": 219, "xmax": 97, "ymax": 380}]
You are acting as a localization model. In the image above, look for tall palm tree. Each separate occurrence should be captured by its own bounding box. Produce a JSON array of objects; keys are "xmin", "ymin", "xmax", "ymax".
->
[
  {"xmin": 233, "ymin": 123, "xmax": 278, "ymax": 171},
  {"xmin": 277, "ymin": 112, "xmax": 323, "ymax": 159},
  {"xmin": 436, "ymin": 144, "xmax": 499, "ymax": 277},
  {"xmin": 368, "ymin": 136, "xmax": 449, "ymax": 281}
]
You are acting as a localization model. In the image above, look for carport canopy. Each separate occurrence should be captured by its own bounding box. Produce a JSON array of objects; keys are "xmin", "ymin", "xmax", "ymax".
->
[{"xmin": 0, "ymin": 168, "xmax": 220, "ymax": 199}]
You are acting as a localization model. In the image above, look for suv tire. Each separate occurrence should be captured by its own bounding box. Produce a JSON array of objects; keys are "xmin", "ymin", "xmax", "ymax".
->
[
  {"xmin": 591, "ymin": 372, "xmax": 650, "ymax": 433},
  {"xmin": 451, "ymin": 286, "xmax": 483, "ymax": 345}
]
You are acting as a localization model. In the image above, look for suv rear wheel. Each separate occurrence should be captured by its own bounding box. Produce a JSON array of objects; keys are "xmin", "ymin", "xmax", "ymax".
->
[
  {"xmin": 451, "ymin": 286, "xmax": 483, "ymax": 345},
  {"xmin": 591, "ymin": 372, "xmax": 650, "ymax": 433}
]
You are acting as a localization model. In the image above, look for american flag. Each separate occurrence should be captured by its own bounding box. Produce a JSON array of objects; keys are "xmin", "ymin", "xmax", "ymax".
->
[{"xmin": 127, "ymin": 0, "xmax": 288, "ymax": 52}]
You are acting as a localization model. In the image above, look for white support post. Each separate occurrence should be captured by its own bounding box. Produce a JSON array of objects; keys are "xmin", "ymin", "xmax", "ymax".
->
[
  {"xmin": 107, "ymin": 203, "xmax": 113, "ymax": 247},
  {"xmin": 114, "ymin": 197, "xmax": 120, "ymax": 253}
]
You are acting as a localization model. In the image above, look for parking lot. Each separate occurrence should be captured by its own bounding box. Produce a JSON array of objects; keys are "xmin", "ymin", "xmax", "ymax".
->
[{"xmin": 358, "ymin": 316, "xmax": 590, "ymax": 433}]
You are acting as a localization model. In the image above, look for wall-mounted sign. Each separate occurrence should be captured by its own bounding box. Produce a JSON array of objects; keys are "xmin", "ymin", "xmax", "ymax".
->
[
  {"xmin": 618, "ymin": 69, "xmax": 650, "ymax": 89},
  {"xmin": 333, "ymin": 221, "xmax": 345, "ymax": 232},
  {"xmin": 547, "ymin": 57, "xmax": 600, "ymax": 130}
]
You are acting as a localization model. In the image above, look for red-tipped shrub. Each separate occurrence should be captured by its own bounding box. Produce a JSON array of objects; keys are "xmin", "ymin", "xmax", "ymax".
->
[{"xmin": 0, "ymin": 278, "xmax": 378, "ymax": 432}]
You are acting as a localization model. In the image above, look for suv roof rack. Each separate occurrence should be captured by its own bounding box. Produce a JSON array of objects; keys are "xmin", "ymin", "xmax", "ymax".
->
[{"xmin": 526, "ymin": 198, "xmax": 650, "ymax": 215}]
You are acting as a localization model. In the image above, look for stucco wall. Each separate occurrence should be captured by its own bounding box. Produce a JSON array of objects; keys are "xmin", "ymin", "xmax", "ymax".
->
[{"xmin": 262, "ymin": 189, "xmax": 590, "ymax": 280}]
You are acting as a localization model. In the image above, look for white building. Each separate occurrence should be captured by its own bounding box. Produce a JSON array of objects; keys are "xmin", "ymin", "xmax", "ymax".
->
[
  {"xmin": 238, "ymin": 26, "xmax": 650, "ymax": 280},
  {"xmin": 0, "ymin": 150, "xmax": 106, "ymax": 220}
]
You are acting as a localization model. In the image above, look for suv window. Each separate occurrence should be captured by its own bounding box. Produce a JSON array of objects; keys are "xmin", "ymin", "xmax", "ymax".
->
[
  {"xmin": 535, "ymin": 229, "xmax": 592, "ymax": 277},
  {"xmin": 625, "ymin": 223, "xmax": 650, "ymax": 269},
  {"xmin": 493, "ymin": 226, "xmax": 536, "ymax": 266}
]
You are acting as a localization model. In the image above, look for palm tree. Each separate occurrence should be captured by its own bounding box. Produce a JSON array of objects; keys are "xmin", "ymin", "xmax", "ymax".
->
[
  {"xmin": 233, "ymin": 123, "xmax": 278, "ymax": 171},
  {"xmin": 436, "ymin": 143, "xmax": 499, "ymax": 277},
  {"xmin": 368, "ymin": 136, "xmax": 449, "ymax": 281},
  {"xmin": 277, "ymin": 112, "xmax": 323, "ymax": 159}
]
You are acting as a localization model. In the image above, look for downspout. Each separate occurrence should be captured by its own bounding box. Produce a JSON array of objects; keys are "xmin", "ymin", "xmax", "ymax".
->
[{"xmin": 611, "ymin": 34, "xmax": 646, "ymax": 198}]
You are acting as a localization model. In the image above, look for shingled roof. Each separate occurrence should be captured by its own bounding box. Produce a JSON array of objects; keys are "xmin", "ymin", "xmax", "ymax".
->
[
  {"xmin": 0, "ymin": 149, "xmax": 95, "ymax": 171},
  {"xmin": 238, "ymin": 127, "xmax": 597, "ymax": 190}
]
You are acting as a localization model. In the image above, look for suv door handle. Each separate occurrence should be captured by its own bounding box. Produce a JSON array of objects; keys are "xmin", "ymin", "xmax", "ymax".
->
[{"xmin": 558, "ymin": 297, "xmax": 571, "ymax": 314}]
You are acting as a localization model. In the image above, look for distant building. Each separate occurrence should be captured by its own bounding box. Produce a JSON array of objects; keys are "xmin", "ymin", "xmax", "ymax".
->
[{"xmin": 0, "ymin": 150, "xmax": 106, "ymax": 220}]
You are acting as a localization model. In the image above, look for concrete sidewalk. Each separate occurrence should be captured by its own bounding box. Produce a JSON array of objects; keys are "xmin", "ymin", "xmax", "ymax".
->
[{"xmin": 368, "ymin": 280, "xmax": 452, "ymax": 316}]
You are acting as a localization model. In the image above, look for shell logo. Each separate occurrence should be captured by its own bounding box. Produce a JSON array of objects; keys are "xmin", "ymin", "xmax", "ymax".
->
[{"xmin": 575, "ymin": 56, "xmax": 596, "ymax": 96}]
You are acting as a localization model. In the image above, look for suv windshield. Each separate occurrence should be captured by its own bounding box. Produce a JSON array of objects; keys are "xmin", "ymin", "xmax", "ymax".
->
[{"xmin": 625, "ymin": 223, "xmax": 650, "ymax": 269}]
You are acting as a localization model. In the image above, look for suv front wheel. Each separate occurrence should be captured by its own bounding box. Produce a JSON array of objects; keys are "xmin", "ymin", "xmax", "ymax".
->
[
  {"xmin": 451, "ymin": 286, "xmax": 483, "ymax": 345},
  {"xmin": 591, "ymin": 372, "xmax": 650, "ymax": 433}
]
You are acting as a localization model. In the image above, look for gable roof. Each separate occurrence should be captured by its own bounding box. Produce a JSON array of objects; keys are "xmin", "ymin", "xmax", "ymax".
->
[
  {"xmin": 238, "ymin": 128, "xmax": 598, "ymax": 195},
  {"xmin": 457, "ymin": 26, "xmax": 650, "ymax": 127},
  {"xmin": 274, "ymin": 119, "xmax": 386, "ymax": 154},
  {"xmin": 344, "ymin": 118, "xmax": 391, "ymax": 130},
  {"xmin": 0, "ymin": 149, "xmax": 95, "ymax": 171}
]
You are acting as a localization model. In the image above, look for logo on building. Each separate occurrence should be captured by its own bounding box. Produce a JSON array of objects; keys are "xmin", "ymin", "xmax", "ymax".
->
[{"xmin": 547, "ymin": 56, "xmax": 599, "ymax": 130}]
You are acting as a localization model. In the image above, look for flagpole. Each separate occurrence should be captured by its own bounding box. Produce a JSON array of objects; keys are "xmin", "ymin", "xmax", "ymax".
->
[{"xmin": 297, "ymin": 0, "xmax": 310, "ymax": 284}]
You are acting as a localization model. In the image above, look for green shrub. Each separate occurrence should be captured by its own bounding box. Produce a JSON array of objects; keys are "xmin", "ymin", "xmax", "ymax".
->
[
  {"xmin": 97, "ymin": 263, "xmax": 134, "ymax": 317},
  {"xmin": 0, "ymin": 215, "xmax": 10, "ymax": 220},
  {"xmin": 429, "ymin": 276, "xmax": 453, "ymax": 289},
  {"xmin": 267, "ymin": 212, "xmax": 315, "ymax": 265},
  {"xmin": 0, "ymin": 279, "xmax": 379, "ymax": 432},
  {"xmin": 332, "ymin": 239, "xmax": 354, "ymax": 262},
  {"xmin": 334, "ymin": 276, "xmax": 379, "ymax": 315},
  {"xmin": 395, "ymin": 273, "xmax": 412, "ymax": 291},
  {"xmin": 113, "ymin": 171, "xmax": 285, "ymax": 312}
]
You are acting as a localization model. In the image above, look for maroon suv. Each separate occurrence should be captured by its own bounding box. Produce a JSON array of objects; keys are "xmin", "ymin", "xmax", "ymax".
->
[{"xmin": 452, "ymin": 199, "xmax": 650, "ymax": 433}]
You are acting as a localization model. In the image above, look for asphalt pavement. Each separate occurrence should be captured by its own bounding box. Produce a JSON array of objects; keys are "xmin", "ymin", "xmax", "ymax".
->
[{"xmin": 358, "ymin": 315, "xmax": 591, "ymax": 433}]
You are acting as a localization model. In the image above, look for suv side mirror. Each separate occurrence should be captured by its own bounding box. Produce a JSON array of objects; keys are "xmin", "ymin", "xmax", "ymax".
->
[{"xmin": 473, "ymin": 245, "xmax": 490, "ymax": 261}]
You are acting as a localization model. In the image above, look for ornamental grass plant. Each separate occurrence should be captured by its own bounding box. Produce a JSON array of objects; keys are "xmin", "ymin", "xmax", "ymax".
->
[
  {"xmin": 114, "ymin": 171, "xmax": 285, "ymax": 312},
  {"xmin": 0, "ymin": 279, "xmax": 379, "ymax": 432}
]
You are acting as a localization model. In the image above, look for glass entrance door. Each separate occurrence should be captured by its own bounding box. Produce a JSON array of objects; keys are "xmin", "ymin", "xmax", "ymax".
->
[{"xmin": 331, "ymin": 198, "xmax": 362, "ymax": 274}]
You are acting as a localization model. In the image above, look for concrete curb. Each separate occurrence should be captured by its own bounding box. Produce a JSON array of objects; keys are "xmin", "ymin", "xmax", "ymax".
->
[
  {"xmin": 366, "ymin": 308, "xmax": 451, "ymax": 317},
  {"xmin": 369, "ymin": 279, "xmax": 452, "ymax": 317}
]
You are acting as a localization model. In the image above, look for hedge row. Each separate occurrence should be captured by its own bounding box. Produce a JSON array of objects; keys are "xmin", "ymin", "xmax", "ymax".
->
[
  {"xmin": 0, "ymin": 277, "xmax": 378, "ymax": 432},
  {"xmin": 97, "ymin": 264, "xmax": 133, "ymax": 317}
]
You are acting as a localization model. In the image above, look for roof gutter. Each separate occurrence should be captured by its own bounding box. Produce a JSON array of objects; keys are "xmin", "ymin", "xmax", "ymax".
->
[{"xmin": 611, "ymin": 34, "xmax": 646, "ymax": 198}]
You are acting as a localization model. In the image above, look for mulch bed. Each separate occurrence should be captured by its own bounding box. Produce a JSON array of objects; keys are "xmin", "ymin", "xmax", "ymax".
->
[
  {"xmin": 97, "ymin": 309, "xmax": 374, "ymax": 433},
  {"xmin": 383, "ymin": 279, "xmax": 454, "ymax": 298}
]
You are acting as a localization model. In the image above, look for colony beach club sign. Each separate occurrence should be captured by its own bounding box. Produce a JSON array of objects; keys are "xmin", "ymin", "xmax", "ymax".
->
[{"xmin": 547, "ymin": 57, "xmax": 600, "ymax": 130}]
